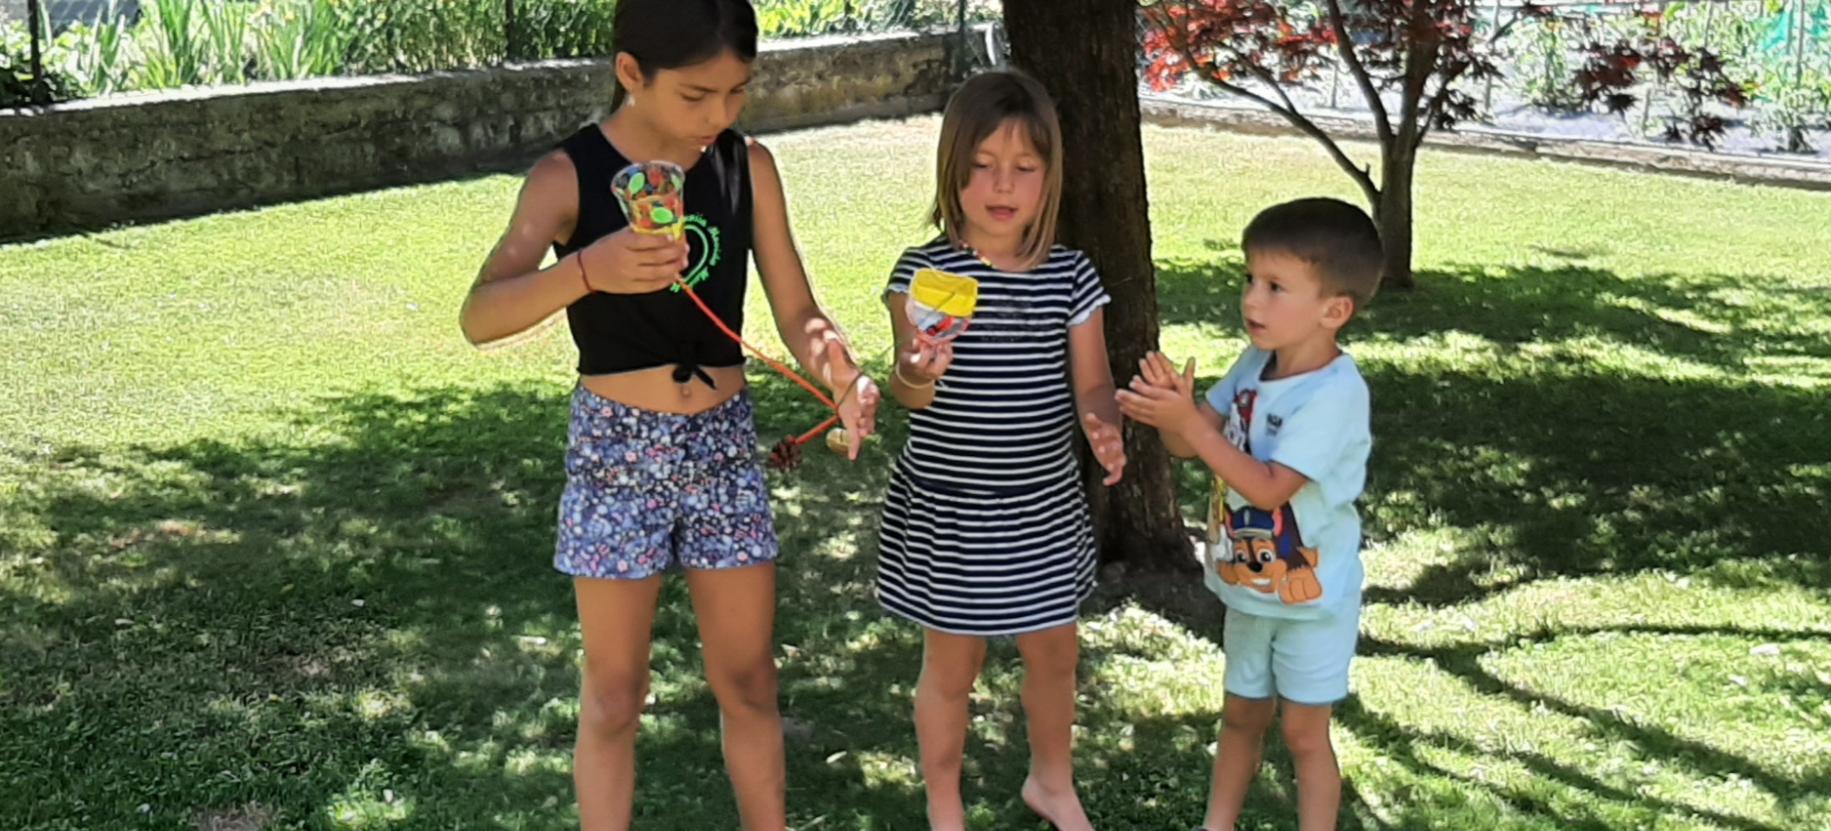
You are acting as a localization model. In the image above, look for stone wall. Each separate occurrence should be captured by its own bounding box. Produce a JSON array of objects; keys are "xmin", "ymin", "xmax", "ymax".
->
[{"xmin": 1, "ymin": 29, "xmax": 984, "ymax": 240}]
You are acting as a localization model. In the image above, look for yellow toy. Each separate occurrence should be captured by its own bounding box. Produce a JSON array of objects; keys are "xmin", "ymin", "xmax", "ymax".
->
[{"xmin": 907, "ymin": 268, "xmax": 979, "ymax": 344}]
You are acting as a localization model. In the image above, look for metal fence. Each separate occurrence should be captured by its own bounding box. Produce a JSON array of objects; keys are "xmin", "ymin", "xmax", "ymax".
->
[
  {"xmin": 1480, "ymin": 0, "xmax": 1830, "ymax": 152},
  {"xmin": 1150, "ymin": 0, "xmax": 1830, "ymax": 158}
]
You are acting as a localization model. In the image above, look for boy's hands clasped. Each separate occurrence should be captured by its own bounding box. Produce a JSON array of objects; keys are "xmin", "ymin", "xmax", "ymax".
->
[{"xmin": 1117, "ymin": 352, "xmax": 1202, "ymax": 438}]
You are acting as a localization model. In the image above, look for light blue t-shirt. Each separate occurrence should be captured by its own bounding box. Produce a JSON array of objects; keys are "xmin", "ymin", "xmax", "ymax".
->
[{"xmin": 1201, "ymin": 346, "xmax": 1371, "ymax": 620}]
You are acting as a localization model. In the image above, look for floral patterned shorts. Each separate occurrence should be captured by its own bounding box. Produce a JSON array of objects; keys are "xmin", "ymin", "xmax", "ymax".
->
[{"xmin": 555, "ymin": 385, "xmax": 778, "ymax": 579}]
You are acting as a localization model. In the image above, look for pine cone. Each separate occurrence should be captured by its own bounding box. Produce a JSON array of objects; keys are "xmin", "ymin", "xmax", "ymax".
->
[{"xmin": 766, "ymin": 436, "xmax": 803, "ymax": 471}]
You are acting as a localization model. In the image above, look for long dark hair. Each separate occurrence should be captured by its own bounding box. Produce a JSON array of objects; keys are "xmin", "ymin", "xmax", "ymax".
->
[{"xmin": 610, "ymin": 0, "xmax": 759, "ymax": 109}]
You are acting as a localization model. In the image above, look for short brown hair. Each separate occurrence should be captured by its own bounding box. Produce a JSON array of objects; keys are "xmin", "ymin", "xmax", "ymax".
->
[
  {"xmin": 929, "ymin": 70, "xmax": 1064, "ymax": 271},
  {"xmin": 1242, "ymin": 198, "xmax": 1385, "ymax": 310}
]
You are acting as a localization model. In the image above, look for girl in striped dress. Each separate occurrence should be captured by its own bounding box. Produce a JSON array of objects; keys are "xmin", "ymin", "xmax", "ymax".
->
[{"xmin": 876, "ymin": 71, "xmax": 1128, "ymax": 831}]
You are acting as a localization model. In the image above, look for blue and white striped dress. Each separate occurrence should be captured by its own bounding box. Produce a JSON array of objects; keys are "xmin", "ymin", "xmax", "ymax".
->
[{"xmin": 875, "ymin": 239, "xmax": 1112, "ymax": 636}]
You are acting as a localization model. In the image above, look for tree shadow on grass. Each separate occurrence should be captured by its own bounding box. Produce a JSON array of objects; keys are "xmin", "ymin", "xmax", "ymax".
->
[
  {"xmin": 1099, "ymin": 255, "xmax": 1831, "ymax": 829},
  {"xmin": 1073, "ymin": 611, "xmax": 1830, "ymax": 831},
  {"xmin": 1340, "ymin": 627, "xmax": 1831, "ymax": 831},
  {"xmin": 5, "ymin": 247, "xmax": 1828, "ymax": 828},
  {"xmin": 1148, "ymin": 257, "xmax": 1831, "ymax": 608},
  {"xmin": 0, "ymin": 378, "xmax": 933, "ymax": 830},
  {"xmin": 1157, "ymin": 255, "xmax": 1831, "ymax": 371},
  {"xmin": 8, "ymin": 367, "xmax": 1242, "ymax": 830}
]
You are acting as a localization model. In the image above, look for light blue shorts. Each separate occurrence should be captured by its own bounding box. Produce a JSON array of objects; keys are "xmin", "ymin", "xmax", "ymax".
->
[{"xmin": 1223, "ymin": 602, "xmax": 1360, "ymax": 706}]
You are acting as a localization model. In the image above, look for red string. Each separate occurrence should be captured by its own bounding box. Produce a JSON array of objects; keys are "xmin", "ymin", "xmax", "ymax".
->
[{"xmin": 672, "ymin": 275, "xmax": 842, "ymax": 447}]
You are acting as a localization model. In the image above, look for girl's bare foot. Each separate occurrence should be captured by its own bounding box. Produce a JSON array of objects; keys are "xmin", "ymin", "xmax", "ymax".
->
[{"xmin": 1021, "ymin": 776, "xmax": 1094, "ymax": 831}]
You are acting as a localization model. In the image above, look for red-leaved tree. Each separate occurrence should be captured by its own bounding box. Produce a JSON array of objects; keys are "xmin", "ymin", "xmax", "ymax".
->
[{"xmin": 1141, "ymin": 0, "xmax": 1747, "ymax": 289}]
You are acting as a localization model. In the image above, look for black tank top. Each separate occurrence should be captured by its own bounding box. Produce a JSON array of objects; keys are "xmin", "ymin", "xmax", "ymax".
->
[{"xmin": 554, "ymin": 126, "xmax": 753, "ymax": 386}]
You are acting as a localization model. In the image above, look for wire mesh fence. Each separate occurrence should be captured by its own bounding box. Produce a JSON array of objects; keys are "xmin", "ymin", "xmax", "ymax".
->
[{"xmin": 1144, "ymin": 0, "xmax": 1830, "ymax": 158}]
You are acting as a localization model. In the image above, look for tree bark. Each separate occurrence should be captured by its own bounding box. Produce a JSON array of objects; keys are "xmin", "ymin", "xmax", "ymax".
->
[
  {"xmin": 504, "ymin": 0, "xmax": 518, "ymax": 62},
  {"xmin": 26, "ymin": 0, "xmax": 45, "ymax": 100},
  {"xmin": 1005, "ymin": 0, "xmax": 1194, "ymax": 572},
  {"xmin": 1376, "ymin": 143, "xmax": 1417, "ymax": 290}
]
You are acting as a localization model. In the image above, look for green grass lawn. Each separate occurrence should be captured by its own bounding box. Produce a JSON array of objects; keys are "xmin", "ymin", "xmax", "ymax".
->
[{"xmin": 3, "ymin": 116, "xmax": 1829, "ymax": 831}]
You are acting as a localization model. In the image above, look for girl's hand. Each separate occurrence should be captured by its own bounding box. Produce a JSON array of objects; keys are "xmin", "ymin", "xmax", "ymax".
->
[
  {"xmin": 1082, "ymin": 412, "xmax": 1127, "ymax": 486},
  {"xmin": 580, "ymin": 227, "xmax": 690, "ymax": 294},
  {"xmin": 1117, "ymin": 356, "xmax": 1200, "ymax": 437},
  {"xmin": 897, "ymin": 338, "xmax": 954, "ymax": 385},
  {"xmin": 828, "ymin": 340, "xmax": 881, "ymax": 461}
]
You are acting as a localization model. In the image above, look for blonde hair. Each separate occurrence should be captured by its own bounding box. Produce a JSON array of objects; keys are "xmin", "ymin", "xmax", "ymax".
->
[{"xmin": 929, "ymin": 70, "xmax": 1064, "ymax": 271}]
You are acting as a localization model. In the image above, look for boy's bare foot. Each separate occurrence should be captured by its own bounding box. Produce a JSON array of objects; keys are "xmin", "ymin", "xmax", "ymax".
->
[{"xmin": 1021, "ymin": 776, "xmax": 1095, "ymax": 831}]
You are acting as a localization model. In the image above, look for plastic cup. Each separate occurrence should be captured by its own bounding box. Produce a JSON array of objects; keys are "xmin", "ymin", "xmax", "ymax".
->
[{"xmin": 611, "ymin": 161, "xmax": 686, "ymax": 239}]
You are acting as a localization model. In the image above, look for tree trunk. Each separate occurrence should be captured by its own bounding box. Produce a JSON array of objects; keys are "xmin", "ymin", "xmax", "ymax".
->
[
  {"xmin": 505, "ymin": 0, "xmax": 518, "ymax": 62},
  {"xmin": 1376, "ymin": 144, "xmax": 1417, "ymax": 290},
  {"xmin": 1005, "ymin": 0, "xmax": 1194, "ymax": 572},
  {"xmin": 26, "ymin": 0, "xmax": 45, "ymax": 100}
]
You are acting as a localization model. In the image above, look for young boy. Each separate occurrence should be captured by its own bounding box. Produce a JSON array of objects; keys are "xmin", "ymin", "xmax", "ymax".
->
[{"xmin": 1117, "ymin": 197, "xmax": 1382, "ymax": 831}]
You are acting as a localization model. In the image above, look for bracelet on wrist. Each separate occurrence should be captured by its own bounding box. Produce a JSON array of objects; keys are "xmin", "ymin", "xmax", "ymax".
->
[{"xmin": 894, "ymin": 362, "xmax": 935, "ymax": 389}]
